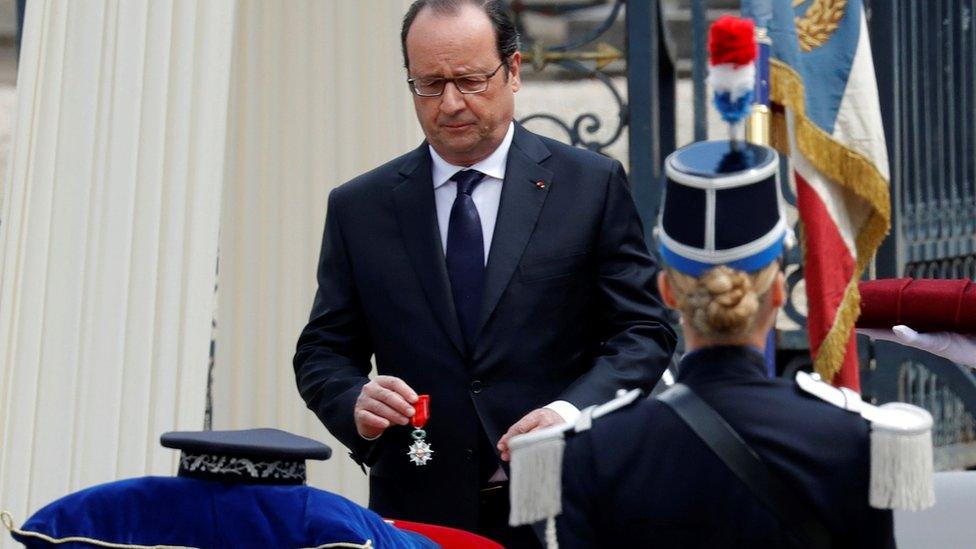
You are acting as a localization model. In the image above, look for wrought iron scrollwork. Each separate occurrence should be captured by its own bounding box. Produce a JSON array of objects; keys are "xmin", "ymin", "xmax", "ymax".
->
[
  {"xmin": 898, "ymin": 360, "xmax": 976, "ymax": 470},
  {"xmin": 519, "ymin": 59, "xmax": 627, "ymax": 153},
  {"xmin": 905, "ymin": 255, "xmax": 976, "ymax": 280},
  {"xmin": 507, "ymin": 0, "xmax": 629, "ymax": 156}
]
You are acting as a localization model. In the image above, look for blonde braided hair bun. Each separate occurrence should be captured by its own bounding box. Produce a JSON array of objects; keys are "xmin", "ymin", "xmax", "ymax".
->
[{"xmin": 667, "ymin": 263, "xmax": 778, "ymax": 339}]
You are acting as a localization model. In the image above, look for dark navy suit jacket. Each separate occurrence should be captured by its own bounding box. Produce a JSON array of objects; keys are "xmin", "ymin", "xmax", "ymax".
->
[
  {"xmin": 294, "ymin": 124, "xmax": 676, "ymax": 530},
  {"xmin": 560, "ymin": 345, "xmax": 895, "ymax": 548}
]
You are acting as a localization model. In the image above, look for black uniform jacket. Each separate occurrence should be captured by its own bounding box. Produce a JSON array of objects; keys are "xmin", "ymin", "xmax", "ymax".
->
[
  {"xmin": 293, "ymin": 124, "xmax": 676, "ymax": 530},
  {"xmin": 560, "ymin": 345, "xmax": 895, "ymax": 548}
]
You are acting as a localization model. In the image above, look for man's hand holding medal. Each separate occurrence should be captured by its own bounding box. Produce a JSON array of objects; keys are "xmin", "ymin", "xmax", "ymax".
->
[
  {"xmin": 353, "ymin": 375, "xmax": 566, "ymax": 466},
  {"xmin": 353, "ymin": 376, "xmax": 435, "ymax": 465},
  {"xmin": 354, "ymin": 376, "xmax": 419, "ymax": 440}
]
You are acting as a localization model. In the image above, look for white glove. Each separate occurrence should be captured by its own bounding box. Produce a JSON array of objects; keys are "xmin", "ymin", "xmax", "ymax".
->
[{"xmin": 858, "ymin": 325, "xmax": 976, "ymax": 368}]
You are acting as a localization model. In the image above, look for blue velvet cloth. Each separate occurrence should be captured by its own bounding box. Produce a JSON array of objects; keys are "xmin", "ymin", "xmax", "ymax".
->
[{"xmin": 12, "ymin": 476, "xmax": 439, "ymax": 548}]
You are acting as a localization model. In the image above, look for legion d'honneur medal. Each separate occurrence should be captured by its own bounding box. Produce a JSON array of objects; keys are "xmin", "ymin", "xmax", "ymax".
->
[{"xmin": 407, "ymin": 394, "xmax": 434, "ymax": 466}]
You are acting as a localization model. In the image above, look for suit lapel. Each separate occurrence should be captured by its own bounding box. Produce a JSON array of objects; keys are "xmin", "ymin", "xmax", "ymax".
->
[
  {"xmin": 474, "ymin": 126, "xmax": 553, "ymax": 343},
  {"xmin": 392, "ymin": 145, "xmax": 466, "ymax": 356}
]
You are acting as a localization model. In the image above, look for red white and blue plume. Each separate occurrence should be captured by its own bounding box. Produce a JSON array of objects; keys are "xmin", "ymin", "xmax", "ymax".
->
[{"xmin": 708, "ymin": 15, "xmax": 757, "ymax": 126}]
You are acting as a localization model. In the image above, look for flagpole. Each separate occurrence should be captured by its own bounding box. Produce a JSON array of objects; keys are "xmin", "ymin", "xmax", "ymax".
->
[
  {"xmin": 745, "ymin": 27, "xmax": 772, "ymax": 146},
  {"xmin": 746, "ymin": 21, "xmax": 777, "ymax": 378}
]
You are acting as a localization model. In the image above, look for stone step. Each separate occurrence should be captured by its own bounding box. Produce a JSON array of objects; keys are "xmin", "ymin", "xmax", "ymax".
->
[
  {"xmin": 563, "ymin": 2, "xmax": 741, "ymax": 64},
  {"xmin": 517, "ymin": 1, "xmax": 741, "ymax": 79}
]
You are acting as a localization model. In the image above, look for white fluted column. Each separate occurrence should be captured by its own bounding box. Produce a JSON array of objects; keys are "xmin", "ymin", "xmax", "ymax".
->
[
  {"xmin": 212, "ymin": 0, "xmax": 422, "ymax": 505},
  {"xmin": 0, "ymin": 0, "xmax": 237, "ymax": 537}
]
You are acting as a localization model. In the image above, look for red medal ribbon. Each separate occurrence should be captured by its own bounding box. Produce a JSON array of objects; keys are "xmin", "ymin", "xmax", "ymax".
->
[{"xmin": 411, "ymin": 394, "xmax": 430, "ymax": 429}]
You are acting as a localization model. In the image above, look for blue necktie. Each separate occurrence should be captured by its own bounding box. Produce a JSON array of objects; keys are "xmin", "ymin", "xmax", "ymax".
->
[{"xmin": 446, "ymin": 169, "xmax": 486, "ymax": 351}]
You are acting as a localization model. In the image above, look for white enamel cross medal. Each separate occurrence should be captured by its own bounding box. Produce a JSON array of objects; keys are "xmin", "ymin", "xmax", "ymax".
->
[{"xmin": 407, "ymin": 394, "xmax": 434, "ymax": 466}]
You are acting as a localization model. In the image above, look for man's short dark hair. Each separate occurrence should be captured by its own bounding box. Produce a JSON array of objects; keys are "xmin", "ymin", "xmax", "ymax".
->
[{"xmin": 400, "ymin": 0, "xmax": 520, "ymax": 73}]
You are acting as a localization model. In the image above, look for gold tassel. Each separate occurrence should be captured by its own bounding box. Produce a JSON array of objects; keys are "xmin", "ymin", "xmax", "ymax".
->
[
  {"xmin": 812, "ymin": 278, "xmax": 860, "ymax": 380},
  {"xmin": 794, "ymin": 120, "xmax": 890, "ymax": 221}
]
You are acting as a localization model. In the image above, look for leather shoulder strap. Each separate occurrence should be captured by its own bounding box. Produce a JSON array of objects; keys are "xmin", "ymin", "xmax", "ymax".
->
[{"xmin": 658, "ymin": 383, "xmax": 830, "ymax": 549}]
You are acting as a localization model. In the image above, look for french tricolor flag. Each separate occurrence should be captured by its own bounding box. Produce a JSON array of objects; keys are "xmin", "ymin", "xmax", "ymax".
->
[{"xmin": 754, "ymin": 0, "xmax": 891, "ymax": 390}]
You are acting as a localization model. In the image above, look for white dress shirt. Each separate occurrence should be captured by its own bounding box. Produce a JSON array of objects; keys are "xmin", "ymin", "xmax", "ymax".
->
[{"xmin": 429, "ymin": 123, "xmax": 511, "ymax": 263}]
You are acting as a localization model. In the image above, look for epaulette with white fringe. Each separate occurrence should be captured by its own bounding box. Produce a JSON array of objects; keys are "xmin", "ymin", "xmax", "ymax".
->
[
  {"xmin": 507, "ymin": 388, "xmax": 642, "ymax": 549},
  {"xmin": 794, "ymin": 371, "xmax": 935, "ymax": 511}
]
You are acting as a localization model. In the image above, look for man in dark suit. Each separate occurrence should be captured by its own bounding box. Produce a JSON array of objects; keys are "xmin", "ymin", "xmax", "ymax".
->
[{"xmin": 293, "ymin": 0, "xmax": 675, "ymax": 545}]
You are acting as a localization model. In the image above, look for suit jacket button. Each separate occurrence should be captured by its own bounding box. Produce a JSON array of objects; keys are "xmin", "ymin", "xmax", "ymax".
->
[
  {"xmin": 464, "ymin": 449, "xmax": 475, "ymax": 461},
  {"xmin": 470, "ymin": 380, "xmax": 483, "ymax": 394}
]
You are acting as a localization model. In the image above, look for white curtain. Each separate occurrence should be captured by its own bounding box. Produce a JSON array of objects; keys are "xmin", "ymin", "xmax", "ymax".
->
[
  {"xmin": 0, "ymin": 0, "xmax": 237, "ymax": 538},
  {"xmin": 0, "ymin": 1, "xmax": 423, "ymax": 533},
  {"xmin": 212, "ymin": 0, "xmax": 423, "ymax": 505}
]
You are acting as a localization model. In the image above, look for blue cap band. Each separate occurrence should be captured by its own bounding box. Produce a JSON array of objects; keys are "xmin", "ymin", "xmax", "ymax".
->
[{"xmin": 659, "ymin": 233, "xmax": 785, "ymax": 277}]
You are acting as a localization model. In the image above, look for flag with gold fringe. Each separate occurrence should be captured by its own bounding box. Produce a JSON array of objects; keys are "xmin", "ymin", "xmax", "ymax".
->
[{"xmin": 746, "ymin": 0, "xmax": 890, "ymax": 390}]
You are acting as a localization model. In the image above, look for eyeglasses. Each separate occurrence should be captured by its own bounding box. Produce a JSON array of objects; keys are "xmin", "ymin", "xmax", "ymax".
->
[{"xmin": 407, "ymin": 61, "xmax": 507, "ymax": 97}]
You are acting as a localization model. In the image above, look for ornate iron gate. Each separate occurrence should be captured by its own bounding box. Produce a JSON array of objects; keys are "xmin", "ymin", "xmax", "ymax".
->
[{"xmin": 865, "ymin": 0, "xmax": 976, "ymax": 469}]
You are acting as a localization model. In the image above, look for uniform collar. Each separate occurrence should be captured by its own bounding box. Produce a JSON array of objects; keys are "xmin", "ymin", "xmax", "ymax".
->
[
  {"xmin": 430, "ymin": 121, "xmax": 515, "ymax": 189},
  {"xmin": 676, "ymin": 345, "xmax": 770, "ymax": 385}
]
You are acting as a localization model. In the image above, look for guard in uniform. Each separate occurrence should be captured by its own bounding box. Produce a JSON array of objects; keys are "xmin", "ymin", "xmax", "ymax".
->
[
  {"xmin": 560, "ymin": 138, "xmax": 902, "ymax": 548},
  {"xmin": 505, "ymin": 15, "xmax": 933, "ymax": 549},
  {"xmin": 506, "ymin": 137, "xmax": 934, "ymax": 549}
]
